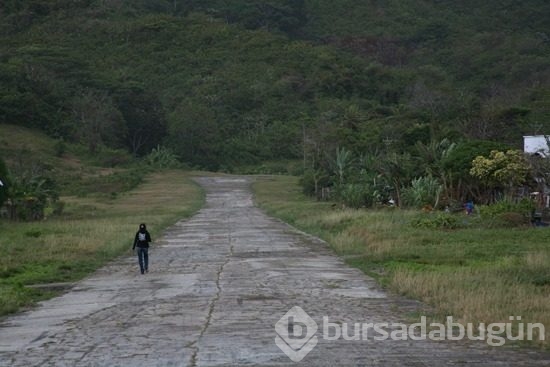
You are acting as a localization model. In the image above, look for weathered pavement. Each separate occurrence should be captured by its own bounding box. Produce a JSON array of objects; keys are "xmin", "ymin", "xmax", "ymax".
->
[{"xmin": 0, "ymin": 176, "xmax": 549, "ymax": 366}]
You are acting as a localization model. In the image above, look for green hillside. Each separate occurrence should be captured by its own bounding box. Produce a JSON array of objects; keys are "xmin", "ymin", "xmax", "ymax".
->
[
  {"xmin": 0, "ymin": 123, "xmax": 142, "ymax": 197},
  {"xmin": 0, "ymin": 0, "xmax": 549, "ymax": 181}
]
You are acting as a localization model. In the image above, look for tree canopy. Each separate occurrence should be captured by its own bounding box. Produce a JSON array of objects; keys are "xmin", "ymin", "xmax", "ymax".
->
[{"xmin": 0, "ymin": 0, "xmax": 548, "ymax": 176}]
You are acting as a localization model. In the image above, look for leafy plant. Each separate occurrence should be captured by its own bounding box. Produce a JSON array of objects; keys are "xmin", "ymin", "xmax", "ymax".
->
[
  {"xmin": 470, "ymin": 150, "xmax": 531, "ymax": 200},
  {"xmin": 145, "ymin": 145, "xmax": 180, "ymax": 169},
  {"xmin": 8, "ymin": 172, "xmax": 59, "ymax": 221},
  {"xmin": 300, "ymin": 168, "xmax": 331, "ymax": 197},
  {"xmin": 335, "ymin": 182, "xmax": 382, "ymax": 208},
  {"xmin": 478, "ymin": 198, "xmax": 535, "ymax": 219},
  {"xmin": 402, "ymin": 176, "xmax": 442, "ymax": 208},
  {"xmin": 333, "ymin": 147, "xmax": 353, "ymax": 185}
]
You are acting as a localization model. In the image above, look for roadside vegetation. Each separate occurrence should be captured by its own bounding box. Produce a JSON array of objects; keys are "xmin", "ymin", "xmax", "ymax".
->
[
  {"xmin": 0, "ymin": 126, "xmax": 203, "ymax": 316},
  {"xmin": 253, "ymin": 176, "xmax": 550, "ymax": 349}
]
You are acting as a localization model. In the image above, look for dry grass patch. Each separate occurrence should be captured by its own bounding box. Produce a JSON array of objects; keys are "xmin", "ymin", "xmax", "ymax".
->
[{"xmin": 390, "ymin": 267, "xmax": 550, "ymax": 347}]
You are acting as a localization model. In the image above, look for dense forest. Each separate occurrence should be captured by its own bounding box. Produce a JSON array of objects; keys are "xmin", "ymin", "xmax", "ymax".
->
[{"xmin": 1, "ymin": 0, "xmax": 549, "ymax": 207}]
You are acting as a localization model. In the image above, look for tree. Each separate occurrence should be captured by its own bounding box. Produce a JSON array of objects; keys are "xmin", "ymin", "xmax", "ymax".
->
[
  {"xmin": 375, "ymin": 152, "xmax": 414, "ymax": 207},
  {"xmin": 414, "ymin": 138, "xmax": 455, "ymax": 204},
  {"xmin": 470, "ymin": 149, "xmax": 531, "ymax": 202},
  {"xmin": 440, "ymin": 140, "xmax": 508, "ymax": 203},
  {"xmin": 333, "ymin": 147, "xmax": 353, "ymax": 185},
  {"xmin": 5, "ymin": 155, "xmax": 58, "ymax": 221},
  {"xmin": 71, "ymin": 90, "xmax": 126, "ymax": 153},
  {"xmin": 167, "ymin": 100, "xmax": 223, "ymax": 169},
  {"xmin": 402, "ymin": 176, "xmax": 443, "ymax": 208},
  {"xmin": 186, "ymin": 0, "xmax": 307, "ymax": 35},
  {"xmin": 114, "ymin": 86, "xmax": 167, "ymax": 156}
]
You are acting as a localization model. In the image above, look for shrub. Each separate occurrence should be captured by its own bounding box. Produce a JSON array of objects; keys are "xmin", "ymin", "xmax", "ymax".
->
[
  {"xmin": 478, "ymin": 199, "xmax": 535, "ymax": 219},
  {"xmin": 299, "ymin": 169, "xmax": 331, "ymax": 197},
  {"xmin": 496, "ymin": 212, "xmax": 529, "ymax": 227},
  {"xmin": 335, "ymin": 183, "xmax": 382, "ymax": 209},
  {"xmin": 145, "ymin": 145, "xmax": 180, "ymax": 169},
  {"xmin": 99, "ymin": 148, "xmax": 132, "ymax": 167},
  {"xmin": 7, "ymin": 164, "xmax": 59, "ymax": 221},
  {"xmin": 410, "ymin": 212, "xmax": 460, "ymax": 229},
  {"xmin": 402, "ymin": 176, "xmax": 442, "ymax": 208},
  {"xmin": 336, "ymin": 183, "xmax": 365, "ymax": 208}
]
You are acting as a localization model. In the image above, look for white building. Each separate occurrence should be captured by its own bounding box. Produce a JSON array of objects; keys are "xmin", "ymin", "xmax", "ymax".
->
[
  {"xmin": 524, "ymin": 135, "xmax": 550, "ymax": 208},
  {"xmin": 524, "ymin": 135, "xmax": 550, "ymax": 156}
]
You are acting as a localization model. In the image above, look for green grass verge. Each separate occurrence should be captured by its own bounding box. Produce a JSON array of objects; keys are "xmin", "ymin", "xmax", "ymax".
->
[
  {"xmin": 0, "ymin": 170, "xmax": 204, "ymax": 316},
  {"xmin": 253, "ymin": 175, "xmax": 550, "ymax": 349}
]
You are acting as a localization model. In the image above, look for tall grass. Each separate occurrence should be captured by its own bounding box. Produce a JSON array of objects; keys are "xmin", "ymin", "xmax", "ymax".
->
[
  {"xmin": 253, "ymin": 176, "xmax": 550, "ymax": 349},
  {"xmin": 0, "ymin": 170, "xmax": 204, "ymax": 316}
]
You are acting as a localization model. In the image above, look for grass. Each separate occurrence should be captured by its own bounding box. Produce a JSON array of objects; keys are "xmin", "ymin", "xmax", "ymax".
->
[
  {"xmin": 253, "ymin": 175, "xmax": 550, "ymax": 349},
  {"xmin": 0, "ymin": 170, "xmax": 204, "ymax": 316}
]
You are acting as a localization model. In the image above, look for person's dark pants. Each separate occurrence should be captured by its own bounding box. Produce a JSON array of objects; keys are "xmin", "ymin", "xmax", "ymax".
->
[{"xmin": 137, "ymin": 247, "xmax": 149, "ymax": 274}]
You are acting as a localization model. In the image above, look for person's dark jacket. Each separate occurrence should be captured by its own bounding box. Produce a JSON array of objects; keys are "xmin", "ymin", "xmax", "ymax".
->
[{"xmin": 133, "ymin": 227, "xmax": 152, "ymax": 249}]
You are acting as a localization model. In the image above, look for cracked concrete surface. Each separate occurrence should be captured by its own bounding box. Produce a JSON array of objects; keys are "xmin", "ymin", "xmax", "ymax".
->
[{"xmin": 0, "ymin": 176, "xmax": 549, "ymax": 366}]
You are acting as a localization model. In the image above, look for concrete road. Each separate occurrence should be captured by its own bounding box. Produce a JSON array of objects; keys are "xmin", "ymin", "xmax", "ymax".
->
[{"xmin": 0, "ymin": 177, "xmax": 549, "ymax": 366}]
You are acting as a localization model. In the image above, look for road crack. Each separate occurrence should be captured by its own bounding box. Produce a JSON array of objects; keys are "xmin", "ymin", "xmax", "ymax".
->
[{"xmin": 190, "ymin": 225, "xmax": 234, "ymax": 367}]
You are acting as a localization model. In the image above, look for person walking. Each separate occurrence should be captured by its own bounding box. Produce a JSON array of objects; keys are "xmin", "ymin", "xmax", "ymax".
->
[{"xmin": 133, "ymin": 223, "xmax": 152, "ymax": 274}]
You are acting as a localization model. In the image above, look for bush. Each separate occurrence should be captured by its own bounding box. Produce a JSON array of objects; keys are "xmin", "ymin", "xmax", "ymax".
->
[
  {"xmin": 99, "ymin": 148, "xmax": 132, "ymax": 167},
  {"xmin": 7, "ymin": 167, "xmax": 59, "ymax": 221},
  {"xmin": 299, "ymin": 169, "xmax": 331, "ymax": 197},
  {"xmin": 402, "ymin": 176, "xmax": 442, "ymax": 208},
  {"xmin": 335, "ymin": 183, "xmax": 381, "ymax": 209},
  {"xmin": 410, "ymin": 212, "xmax": 460, "ymax": 229},
  {"xmin": 336, "ymin": 183, "xmax": 365, "ymax": 208},
  {"xmin": 145, "ymin": 145, "xmax": 180, "ymax": 169},
  {"xmin": 496, "ymin": 212, "xmax": 529, "ymax": 227},
  {"xmin": 478, "ymin": 199, "xmax": 535, "ymax": 219}
]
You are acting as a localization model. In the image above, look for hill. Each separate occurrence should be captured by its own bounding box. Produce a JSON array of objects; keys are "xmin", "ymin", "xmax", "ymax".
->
[{"xmin": 0, "ymin": 0, "xmax": 549, "ymax": 172}]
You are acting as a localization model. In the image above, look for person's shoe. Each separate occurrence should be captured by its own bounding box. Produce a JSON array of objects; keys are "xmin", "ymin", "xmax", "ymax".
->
[{"xmin": 145, "ymin": 268, "xmax": 148, "ymax": 273}]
